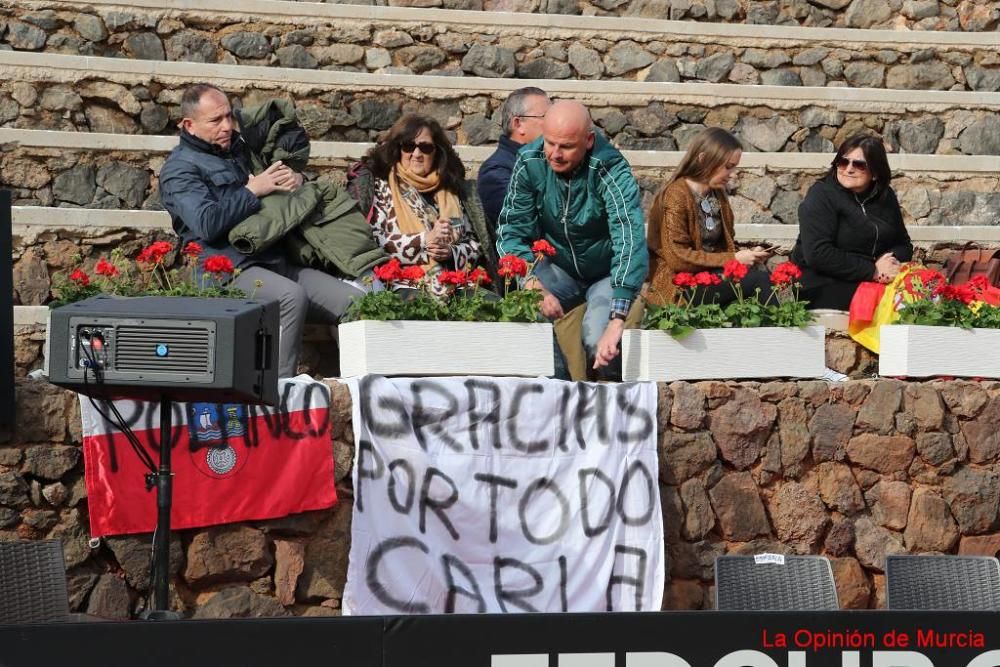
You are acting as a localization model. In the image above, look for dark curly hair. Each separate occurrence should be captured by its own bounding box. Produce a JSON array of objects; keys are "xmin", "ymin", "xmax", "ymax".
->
[{"xmin": 362, "ymin": 114, "xmax": 466, "ymax": 195}]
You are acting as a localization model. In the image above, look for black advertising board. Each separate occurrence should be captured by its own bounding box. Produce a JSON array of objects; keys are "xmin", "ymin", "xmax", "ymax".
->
[
  {"xmin": 0, "ymin": 611, "xmax": 998, "ymax": 667},
  {"xmin": 384, "ymin": 611, "xmax": 999, "ymax": 667},
  {"xmin": 0, "ymin": 616, "xmax": 384, "ymax": 667}
]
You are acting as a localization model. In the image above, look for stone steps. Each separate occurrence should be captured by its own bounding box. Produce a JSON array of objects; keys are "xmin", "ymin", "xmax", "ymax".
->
[
  {"xmin": 16, "ymin": 204, "xmax": 1000, "ymax": 245},
  {"xmin": 7, "ymin": 0, "xmax": 997, "ymax": 32},
  {"xmin": 12, "ymin": 199, "xmax": 1000, "ymax": 309},
  {"xmin": 5, "ymin": 0, "xmax": 999, "ymax": 89},
  {"xmin": 2, "ymin": 50, "xmax": 999, "ymax": 157},
  {"xmin": 4, "ymin": 128, "xmax": 1000, "ymax": 230}
]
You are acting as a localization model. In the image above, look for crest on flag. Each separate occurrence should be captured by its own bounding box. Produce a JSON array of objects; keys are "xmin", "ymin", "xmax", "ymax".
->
[{"xmin": 187, "ymin": 403, "xmax": 251, "ymax": 479}]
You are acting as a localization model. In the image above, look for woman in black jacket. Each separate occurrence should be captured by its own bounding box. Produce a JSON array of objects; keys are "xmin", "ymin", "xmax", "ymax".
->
[{"xmin": 790, "ymin": 134, "xmax": 913, "ymax": 310}]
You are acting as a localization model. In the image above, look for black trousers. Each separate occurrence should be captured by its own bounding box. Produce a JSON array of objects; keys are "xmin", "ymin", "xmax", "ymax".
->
[
  {"xmin": 801, "ymin": 279, "xmax": 859, "ymax": 311},
  {"xmin": 690, "ymin": 267, "xmax": 772, "ymax": 306}
]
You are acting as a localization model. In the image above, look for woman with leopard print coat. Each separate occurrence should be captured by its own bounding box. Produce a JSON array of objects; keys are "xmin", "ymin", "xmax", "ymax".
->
[{"xmin": 348, "ymin": 114, "xmax": 496, "ymax": 295}]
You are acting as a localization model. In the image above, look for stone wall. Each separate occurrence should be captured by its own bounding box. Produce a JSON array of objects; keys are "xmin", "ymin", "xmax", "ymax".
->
[
  {"xmin": 418, "ymin": 0, "xmax": 1000, "ymax": 31},
  {"xmin": 6, "ymin": 143, "xmax": 1000, "ymax": 218},
  {"xmin": 5, "ymin": 376, "xmax": 1000, "ymax": 618},
  {"xmin": 6, "ymin": 0, "xmax": 1000, "ymax": 33},
  {"xmin": 7, "ymin": 147, "xmax": 1000, "ymax": 307},
  {"xmin": 2, "ymin": 5, "xmax": 999, "ymax": 90},
  {"xmin": 3, "ymin": 74, "xmax": 998, "ymax": 157}
]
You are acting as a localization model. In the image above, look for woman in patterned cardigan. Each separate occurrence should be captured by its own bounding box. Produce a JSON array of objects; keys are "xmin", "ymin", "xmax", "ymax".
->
[
  {"xmin": 646, "ymin": 127, "xmax": 771, "ymax": 306},
  {"xmin": 348, "ymin": 114, "xmax": 493, "ymax": 295}
]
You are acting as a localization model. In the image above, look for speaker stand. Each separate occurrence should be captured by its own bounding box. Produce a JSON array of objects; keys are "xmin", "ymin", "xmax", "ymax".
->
[{"xmin": 140, "ymin": 395, "xmax": 182, "ymax": 621}]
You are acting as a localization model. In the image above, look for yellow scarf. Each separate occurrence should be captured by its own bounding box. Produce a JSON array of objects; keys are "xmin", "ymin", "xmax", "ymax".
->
[
  {"xmin": 389, "ymin": 163, "xmax": 464, "ymax": 272},
  {"xmin": 389, "ymin": 163, "xmax": 463, "ymax": 234}
]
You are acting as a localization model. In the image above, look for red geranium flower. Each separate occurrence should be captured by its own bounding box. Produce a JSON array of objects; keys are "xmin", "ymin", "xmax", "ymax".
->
[
  {"xmin": 69, "ymin": 268, "xmax": 90, "ymax": 286},
  {"xmin": 694, "ymin": 271, "xmax": 721, "ymax": 287},
  {"xmin": 182, "ymin": 242, "xmax": 203, "ymax": 257},
  {"xmin": 373, "ymin": 259, "xmax": 402, "ymax": 283},
  {"xmin": 203, "ymin": 255, "xmax": 235, "ymax": 275},
  {"xmin": 94, "ymin": 258, "xmax": 119, "ymax": 277},
  {"xmin": 941, "ymin": 284, "xmax": 975, "ymax": 305},
  {"xmin": 769, "ymin": 261, "xmax": 802, "ymax": 287},
  {"xmin": 467, "ymin": 267, "xmax": 491, "ymax": 286},
  {"xmin": 438, "ymin": 270, "xmax": 468, "ymax": 287},
  {"xmin": 400, "ymin": 266, "xmax": 426, "ymax": 282},
  {"xmin": 673, "ymin": 272, "xmax": 697, "ymax": 289},
  {"xmin": 967, "ymin": 275, "xmax": 989, "ymax": 296},
  {"xmin": 137, "ymin": 240, "xmax": 173, "ymax": 265},
  {"xmin": 723, "ymin": 259, "xmax": 748, "ymax": 281},
  {"xmin": 498, "ymin": 255, "xmax": 528, "ymax": 279},
  {"xmin": 531, "ymin": 240, "xmax": 557, "ymax": 257}
]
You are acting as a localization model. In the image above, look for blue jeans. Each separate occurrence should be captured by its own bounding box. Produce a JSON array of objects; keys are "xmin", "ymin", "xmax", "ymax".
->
[{"xmin": 534, "ymin": 259, "xmax": 618, "ymax": 379}]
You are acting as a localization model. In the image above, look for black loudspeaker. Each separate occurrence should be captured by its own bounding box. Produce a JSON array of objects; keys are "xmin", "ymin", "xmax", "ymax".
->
[
  {"xmin": 47, "ymin": 293, "xmax": 280, "ymax": 614},
  {"xmin": 0, "ymin": 191, "xmax": 13, "ymax": 441},
  {"xmin": 46, "ymin": 295, "xmax": 279, "ymax": 405}
]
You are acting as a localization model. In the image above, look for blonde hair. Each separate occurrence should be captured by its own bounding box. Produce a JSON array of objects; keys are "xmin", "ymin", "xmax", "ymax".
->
[
  {"xmin": 668, "ymin": 127, "xmax": 743, "ymax": 186},
  {"xmin": 647, "ymin": 127, "xmax": 742, "ymax": 236}
]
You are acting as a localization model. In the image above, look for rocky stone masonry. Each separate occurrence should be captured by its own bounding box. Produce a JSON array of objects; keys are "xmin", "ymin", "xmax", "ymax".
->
[
  {"xmin": 6, "ymin": 144, "xmax": 1000, "ymax": 308},
  {"xmin": 5, "ymin": 377, "xmax": 1000, "ymax": 618},
  {"xmin": 2, "ymin": 5, "xmax": 1000, "ymax": 90},
  {"xmin": 4, "ymin": 0, "xmax": 1000, "ymax": 34},
  {"xmin": 3, "ymin": 74, "xmax": 999, "ymax": 157},
  {"xmin": 395, "ymin": 0, "xmax": 999, "ymax": 32}
]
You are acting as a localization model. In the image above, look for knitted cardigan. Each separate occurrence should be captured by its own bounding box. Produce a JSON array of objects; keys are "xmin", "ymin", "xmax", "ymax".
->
[{"xmin": 646, "ymin": 178, "xmax": 737, "ymax": 305}]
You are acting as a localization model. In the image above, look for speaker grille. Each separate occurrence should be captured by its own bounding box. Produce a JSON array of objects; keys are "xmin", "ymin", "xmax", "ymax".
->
[{"xmin": 115, "ymin": 326, "xmax": 212, "ymax": 374}]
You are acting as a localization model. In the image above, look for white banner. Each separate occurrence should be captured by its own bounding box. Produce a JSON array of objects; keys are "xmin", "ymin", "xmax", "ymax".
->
[{"xmin": 343, "ymin": 376, "xmax": 663, "ymax": 615}]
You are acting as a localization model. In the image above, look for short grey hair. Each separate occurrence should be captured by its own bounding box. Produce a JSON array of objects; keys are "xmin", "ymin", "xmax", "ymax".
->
[
  {"xmin": 500, "ymin": 87, "xmax": 550, "ymax": 136},
  {"xmin": 179, "ymin": 83, "xmax": 226, "ymax": 119}
]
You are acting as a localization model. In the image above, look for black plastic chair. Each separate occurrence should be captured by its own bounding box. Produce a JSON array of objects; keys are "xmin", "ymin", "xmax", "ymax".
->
[
  {"xmin": 715, "ymin": 554, "xmax": 839, "ymax": 611},
  {"xmin": 0, "ymin": 540, "xmax": 71, "ymax": 624},
  {"xmin": 886, "ymin": 555, "xmax": 1000, "ymax": 611}
]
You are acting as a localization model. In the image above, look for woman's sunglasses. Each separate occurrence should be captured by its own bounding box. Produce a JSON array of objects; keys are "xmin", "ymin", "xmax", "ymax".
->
[
  {"xmin": 401, "ymin": 141, "xmax": 436, "ymax": 155},
  {"xmin": 834, "ymin": 157, "xmax": 868, "ymax": 172},
  {"xmin": 700, "ymin": 197, "xmax": 719, "ymax": 231}
]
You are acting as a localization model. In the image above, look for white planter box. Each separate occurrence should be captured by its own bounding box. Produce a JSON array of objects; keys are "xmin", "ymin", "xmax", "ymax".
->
[
  {"xmin": 621, "ymin": 325, "xmax": 826, "ymax": 382},
  {"xmin": 338, "ymin": 320, "xmax": 554, "ymax": 377},
  {"xmin": 879, "ymin": 324, "xmax": 1000, "ymax": 378}
]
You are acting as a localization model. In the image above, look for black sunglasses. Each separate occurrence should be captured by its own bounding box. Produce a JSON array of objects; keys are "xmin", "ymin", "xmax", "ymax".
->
[
  {"xmin": 834, "ymin": 156, "xmax": 868, "ymax": 172},
  {"xmin": 400, "ymin": 141, "xmax": 436, "ymax": 155}
]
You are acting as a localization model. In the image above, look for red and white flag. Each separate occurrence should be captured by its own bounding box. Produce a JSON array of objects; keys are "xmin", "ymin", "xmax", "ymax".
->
[{"xmin": 79, "ymin": 377, "xmax": 337, "ymax": 538}]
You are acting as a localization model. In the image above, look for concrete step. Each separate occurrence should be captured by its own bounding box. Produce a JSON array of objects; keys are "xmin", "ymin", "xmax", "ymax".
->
[
  {"xmin": 12, "ymin": 203, "xmax": 1000, "ymax": 312},
  {"xmin": 4, "ymin": 128, "xmax": 999, "ymax": 231},
  {"xmin": 6, "ymin": 0, "xmax": 998, "ymax": 90},
  {"xmin": 14, "ymin": 305, "xmax": 48, "ymax": 326},
  {"xmin": 16, "ymin": 204, "xmax": 1000, "ymax": 243},
  {"xmin": 2, "ymin": 50, "xmax": 999, "ymax": 156},
  {"xmin": 8, "ymin": 0, "xmax": 995, "ymax": 33}
]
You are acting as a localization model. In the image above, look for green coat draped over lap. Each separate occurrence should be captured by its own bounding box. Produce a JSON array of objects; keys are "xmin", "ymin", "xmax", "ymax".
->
[{"xmin": 227, "ymin": 99, "xmax": 388, "ymax": 278}]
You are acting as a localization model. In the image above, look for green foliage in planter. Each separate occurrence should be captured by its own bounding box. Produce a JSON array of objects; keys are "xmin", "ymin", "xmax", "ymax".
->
[
  {"xmin": 643, "ymin": 261, "xmax": 813, "ymax": 338},
  {"xmin": 894, "ymin": 269, "xmax": 1000, "ymax": 329},
  {"xmin": 343, "ymin": 253, "xmax": 546, "ymax": 324},
  {"xmin": 51, "ymin": 244, "xmax": 245, "ymax": 307}
]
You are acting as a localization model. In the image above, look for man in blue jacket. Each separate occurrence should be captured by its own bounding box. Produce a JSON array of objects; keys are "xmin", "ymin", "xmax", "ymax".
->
[
  {"xmin": 159, "ymin": 83, "xmax": 362, "ymax": 378},
  {"xmin": 496, "ymin": 100, "xmax": 648, "ymax": 377},
  {"xmin": 477, "ymin": 87, "xmax": 550, "ymax": 233}
]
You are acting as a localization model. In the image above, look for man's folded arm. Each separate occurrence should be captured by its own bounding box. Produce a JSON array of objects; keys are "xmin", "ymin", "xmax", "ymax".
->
[{"xmin": 160, "ymin": 163, "xmax": 262, "ymax": 243}]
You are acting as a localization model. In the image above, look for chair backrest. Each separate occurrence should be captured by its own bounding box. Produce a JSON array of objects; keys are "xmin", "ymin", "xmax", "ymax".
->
[
  {"xmin": 715, "ymin": 554, "xmax": 839, "ymax": 611},
  {"xmin": 0, "ymin": 540, "xmax": 71, "ymax": 624},
  {"xmin": 885, "ymin": 555, "xmax": 1000, "ymax": 611}
]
